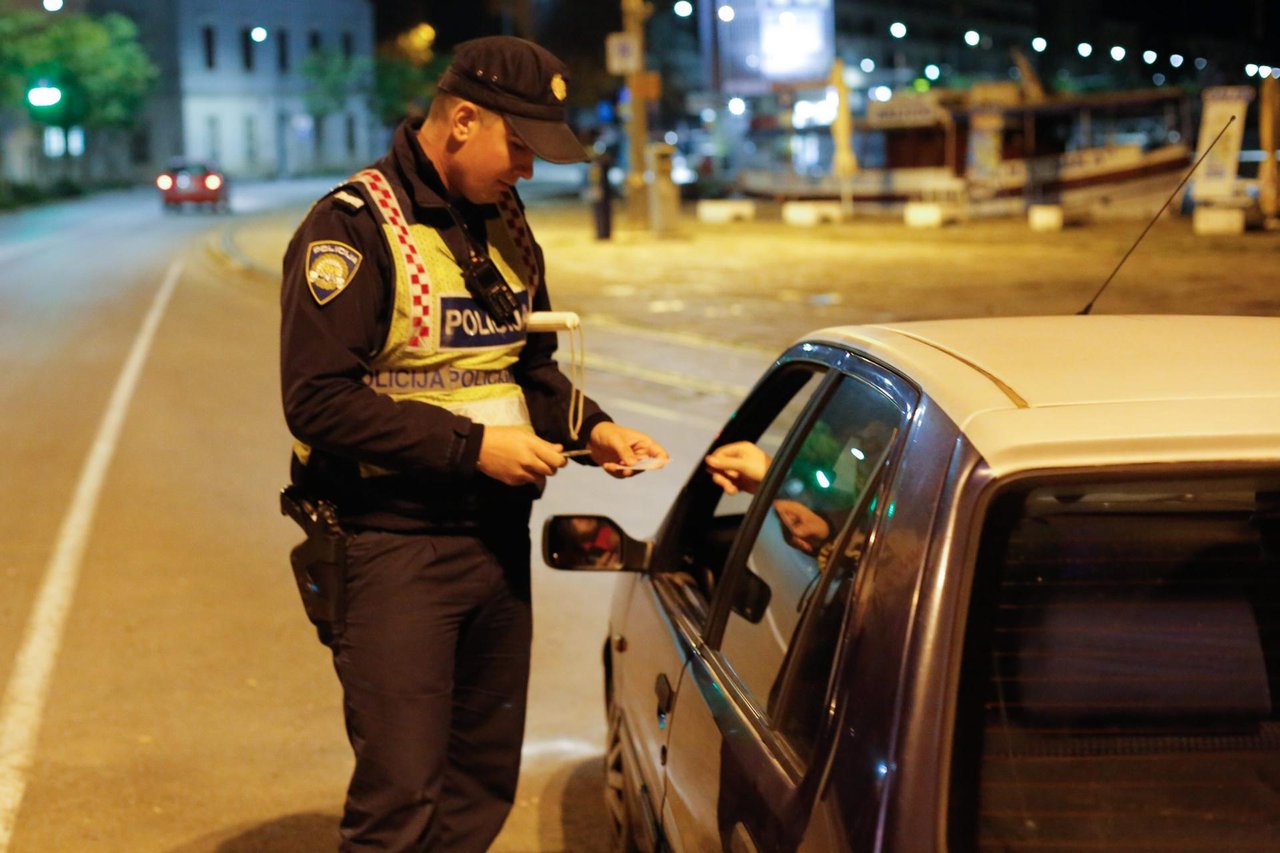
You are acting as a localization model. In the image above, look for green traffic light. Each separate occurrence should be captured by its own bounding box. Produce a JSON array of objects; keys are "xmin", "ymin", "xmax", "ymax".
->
[{"xmin": 28, "ymin": 86, "xmax": 63, "ymax": 108}]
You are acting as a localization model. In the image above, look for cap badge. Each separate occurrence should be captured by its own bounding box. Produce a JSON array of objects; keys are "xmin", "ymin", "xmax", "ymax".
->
[
  {"xmin": 306, "ymin": 240, "xmax": 363, "ymax": 305},
  {"xmin": 551, "ymin": 73, "xmax": 567, "ymax": 102}
]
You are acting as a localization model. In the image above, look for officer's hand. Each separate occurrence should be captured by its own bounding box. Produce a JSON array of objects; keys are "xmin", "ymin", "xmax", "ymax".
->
[
  {"xmin": 587, "ymin": 422, "xmax": 670, "ymax": 479},
  {"xmin": 477, "ymin": 426, "xmax": 568, "ymax": 488}
]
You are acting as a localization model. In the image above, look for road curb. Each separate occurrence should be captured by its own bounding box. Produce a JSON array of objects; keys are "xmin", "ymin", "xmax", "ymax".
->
[{"xmin": 205, "ymin": 216, "xmax": 281, "ymax": 283}]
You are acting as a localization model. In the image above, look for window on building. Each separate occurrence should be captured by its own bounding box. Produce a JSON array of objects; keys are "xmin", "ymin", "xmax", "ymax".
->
[
  {"xmin": 277, "ymin": 29, "xmax": 289, "ymax": 72},
  {"xmin": 309, "ymin": 30, "xmax": 321, "ymax": 53},
  {"xmin": 203, "ymin": 25, "xmax": 216, "ymax": 69},
  {"xmin": 43, "ymin": 126, "xmax": 65, "ymax": 158},
  {"xmin": 130, "ymin": 124, "xmax": 151, "ymax": 165},
  {"xmin": 207, "ymin": 115, "xmax": 221, "ymax": 163},
  {"xmin": 246, "ymin": 115, "xmax": 258, "ymax": 165},
  {"xmin": 241, "ymin": 28, "xmax": 255, "ymax": 71},
  {"xmin": 341, "ymin": 31, "xmax": 353, "ymax": 60},
  {"xmin": 67, "ymin": 127, "xmax": 85, "ymax": 158},
  {"xmin": 346, "ymin": 114, "xmax": 356, "ymax": 157}
]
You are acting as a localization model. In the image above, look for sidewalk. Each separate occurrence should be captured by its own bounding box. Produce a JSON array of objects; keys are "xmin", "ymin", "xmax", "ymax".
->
[{"xmin": 214, "ymin": 192, "xmax": 1280, "ymax": 355}]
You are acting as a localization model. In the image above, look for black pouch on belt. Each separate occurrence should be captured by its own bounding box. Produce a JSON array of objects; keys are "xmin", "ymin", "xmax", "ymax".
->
[{"xmin": 280, "ymin": 486, "xmax": 347, "ymax": 644}]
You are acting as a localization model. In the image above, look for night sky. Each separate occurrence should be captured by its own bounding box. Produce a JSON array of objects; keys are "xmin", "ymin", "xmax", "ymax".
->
[{"xmin": 369, "ymin": 1, "xmax": 1272, "ymax": 50}]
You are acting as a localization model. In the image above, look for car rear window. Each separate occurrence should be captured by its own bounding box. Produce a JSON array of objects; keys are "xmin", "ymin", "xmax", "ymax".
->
[{"xmin": 951, "ymin": 476, "xmax": 1280, "ymax": 850}]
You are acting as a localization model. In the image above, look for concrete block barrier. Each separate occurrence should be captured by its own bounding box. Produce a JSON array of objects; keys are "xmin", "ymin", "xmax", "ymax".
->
[
  {"xmin": 782, "ymin": 201, "xmax": 845, "ymax": 227},
  {"xmin": 696, "ymin": 199, "xmax": 758, "ymax": 223}
]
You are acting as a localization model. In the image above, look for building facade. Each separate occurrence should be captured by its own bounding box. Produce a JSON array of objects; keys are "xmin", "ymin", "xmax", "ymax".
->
[{"xmin": 83, "ymin": 0, "xmax": 379, "ymax": 180}]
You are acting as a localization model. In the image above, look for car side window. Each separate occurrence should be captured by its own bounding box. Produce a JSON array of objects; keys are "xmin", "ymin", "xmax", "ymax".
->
[
  {"xmin": 951, "ymin": 477, "xmax": 1280, "ymax": 850},
  {"xmin": 714, "ymin": 373, "xmax": 906, "ymax": 759},
  {"xmin": 658, "ymin": 364, "xmax": 827, "ymax": 627}
]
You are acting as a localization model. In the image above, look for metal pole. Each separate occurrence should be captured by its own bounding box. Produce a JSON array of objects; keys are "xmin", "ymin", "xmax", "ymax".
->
[{"xmin": 621, "ymin": 0, "xmax": 651, "ymax": 228}]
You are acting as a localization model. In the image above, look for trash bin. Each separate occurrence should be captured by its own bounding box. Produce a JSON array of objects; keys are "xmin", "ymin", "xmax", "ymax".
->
[{"xmin": 645, "ymin": 142, "xmax": 680, "ymax": 236}]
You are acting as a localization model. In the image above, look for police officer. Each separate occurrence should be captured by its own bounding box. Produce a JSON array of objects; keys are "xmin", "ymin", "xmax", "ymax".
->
[{"xmin": 280, "ymin": 36, "xmax": 668, "ymax": 852}]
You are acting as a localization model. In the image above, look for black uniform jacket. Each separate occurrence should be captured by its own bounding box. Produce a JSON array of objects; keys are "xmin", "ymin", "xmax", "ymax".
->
[{"xmin": 281, "ymin": 120, "xmax": 610, "ymax": 532}]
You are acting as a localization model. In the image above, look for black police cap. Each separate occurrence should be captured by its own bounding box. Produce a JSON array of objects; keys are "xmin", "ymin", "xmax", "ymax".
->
[{"xmin": 438, "ymin": 36, "xmax": 588, "ymax": 165}]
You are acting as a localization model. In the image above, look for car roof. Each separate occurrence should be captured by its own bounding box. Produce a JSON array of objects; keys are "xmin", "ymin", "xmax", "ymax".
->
[{"xmin": 809, "ymin": 315, "xmax": 1280, "ymax": 476}]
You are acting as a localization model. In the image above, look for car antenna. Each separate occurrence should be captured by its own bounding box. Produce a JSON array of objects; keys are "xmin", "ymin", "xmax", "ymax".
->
[{"xmin": 1078, "ymin": 114, "xmax": 1237, "ymax": 316}]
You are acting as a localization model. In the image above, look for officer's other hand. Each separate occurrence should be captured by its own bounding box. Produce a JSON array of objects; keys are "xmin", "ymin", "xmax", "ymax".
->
[
  {"xmin": 478, "ymin": 426, "xmax": 568, "ymax": 487},
  {"xmin": 587, "ymin": 422, "xmax": 670, "ymax": 479}
]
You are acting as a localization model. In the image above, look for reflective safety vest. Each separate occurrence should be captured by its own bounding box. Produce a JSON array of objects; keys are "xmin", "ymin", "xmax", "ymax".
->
[{"xmin": 295, "ymin": 167, "xmax": 543, "ymax": 477}]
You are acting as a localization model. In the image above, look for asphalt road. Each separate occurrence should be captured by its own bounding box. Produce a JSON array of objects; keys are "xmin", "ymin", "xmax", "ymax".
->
[
  {"xmin": 3, "ymin": 176, "xmax": 1278, "ymax": 852},
  {"xmin": 0, "ymin": 181, "xmax": 766, "ymax": 852}
]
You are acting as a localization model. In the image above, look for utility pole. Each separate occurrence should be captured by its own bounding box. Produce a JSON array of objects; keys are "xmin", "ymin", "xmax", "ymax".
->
[{"xmin": 621, "ymin": 0, "xmax": 651, "ymax": 227}]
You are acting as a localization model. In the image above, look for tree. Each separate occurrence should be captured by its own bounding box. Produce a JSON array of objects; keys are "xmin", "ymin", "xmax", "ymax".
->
[
  {"xmin": 299, "ymin": 47, "xmax": 371, "ymax": 164},
  {"xmin": 22, "ymin": 12, "xmax": 156, "ymax": 132},
  {"xmin": 370, "ymin": 23, "xmax": 449, "ymax": 127}
]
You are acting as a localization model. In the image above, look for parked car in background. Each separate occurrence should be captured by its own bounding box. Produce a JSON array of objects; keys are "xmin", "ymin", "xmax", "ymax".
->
[
  {"xmin": 155, "ymin": 160, "xmax": 228, "ymax": 211},
  {"xmin": 544, "ymin": 315, "xmax": 1280, "ymax": 852}
]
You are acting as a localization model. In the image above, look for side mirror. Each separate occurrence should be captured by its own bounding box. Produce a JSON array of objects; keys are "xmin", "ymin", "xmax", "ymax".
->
[
  {"xmin": 731, "ymin": 569, "xmax": 772, "ymax": 624},
  {"xmin": 542, "ymin": 514, "xmax": 650, "ymax": 572}
]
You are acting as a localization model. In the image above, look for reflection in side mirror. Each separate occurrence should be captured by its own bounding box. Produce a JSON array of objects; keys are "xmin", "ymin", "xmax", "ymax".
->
[
  {"xmin": 542, "ymin": 514, "xmax": 650, "ymax": 572},
  {"xmin": 731, "ymin": 569, "xmax": 772, "ymax": 624}
]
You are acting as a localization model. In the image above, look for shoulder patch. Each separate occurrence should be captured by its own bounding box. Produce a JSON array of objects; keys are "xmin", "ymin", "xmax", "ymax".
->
[
  {"xmin": 332, "ymin": 189, "xmax": 365, "ymax": 211},
  {"xmin": 306, "ymin": 240, "xmax": 363, "ymax": 305}
]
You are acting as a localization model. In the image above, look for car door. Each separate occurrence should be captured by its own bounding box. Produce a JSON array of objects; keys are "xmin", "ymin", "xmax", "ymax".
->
[
  {"xmin": 658, "ymin": 356, "xmax": 918, "ymax": 852},
  {"xmin": 610, "ymin": 353, "xmax": 834, "ymax": 848}
]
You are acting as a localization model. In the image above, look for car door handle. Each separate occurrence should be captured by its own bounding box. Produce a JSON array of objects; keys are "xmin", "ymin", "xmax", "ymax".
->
[{"xmin": 655, "ymin": 673, "xmax": 673, "ymax": 728}]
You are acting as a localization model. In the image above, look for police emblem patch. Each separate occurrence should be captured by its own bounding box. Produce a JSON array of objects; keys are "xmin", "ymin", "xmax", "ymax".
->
[
  {"xmin": 306, "ymin": 240, "xmax": 363, "ymax": 305},
  {"xmin": 550, "ymin": 73, "xmax": 567, "ymax": 102}
]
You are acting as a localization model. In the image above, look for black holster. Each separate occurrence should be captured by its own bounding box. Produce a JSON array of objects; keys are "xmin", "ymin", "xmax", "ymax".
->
[{"xmin": 280, "ymin": 485, "xmax": 347, "ymax": 646}]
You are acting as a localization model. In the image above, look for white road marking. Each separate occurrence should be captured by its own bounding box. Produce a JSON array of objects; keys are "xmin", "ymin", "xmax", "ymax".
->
[{"xmin": 0, "ymin": 260, "xmax": 184, "ymax": 851}]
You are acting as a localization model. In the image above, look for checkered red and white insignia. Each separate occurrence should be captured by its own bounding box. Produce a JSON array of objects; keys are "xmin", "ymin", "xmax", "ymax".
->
[
  {"xmin": 497, "ymin": 190, "xmax": 539, "ymax": 294},
  {"xmin": 353, "ymin": 168, "xmax": 433, "ymax": 350}
]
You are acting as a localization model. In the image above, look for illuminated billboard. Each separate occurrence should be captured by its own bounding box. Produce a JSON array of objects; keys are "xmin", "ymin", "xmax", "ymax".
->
[{"xmin": 717, "ymin": 0, "xmax": 834, "ymax": 93}]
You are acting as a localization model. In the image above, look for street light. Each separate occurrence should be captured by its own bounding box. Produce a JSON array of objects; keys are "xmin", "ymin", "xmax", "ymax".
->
[
  {"xmin": 925, "ymin": 64, "xmax": 940, "ymax": 80},
  {"xmin": 42, "ymin": 0, "xmax": 63, "ymax": 11},
  {"xmin": 1247, "ymin": 63, "xmax": 1259, "ymax": 77},
  {"xmin": 1031, "ymin": 37, "xmax": 1047, "ymax": 53},
  {"xmin": 1170, "ymin": 54, "xmax": 1184, "ymax": 68},
  {"xmin": 1110, "ymin": 46, "xmax": 1126, "ymax": 62},
  {"xmin": 889, "ymin": 22, "xmax": 907, "ymax": 39},
  {"xmin": 251, "ymin": 26, "xmax": 268, "ymax": 43},
  {"xmin": 717, "ymin": 5, "xmax": 734, "ymax": 23},
  {"xmin": 964, "ymin": 30, "xmax": 980, "ymax": 47},
  {"xmin": 727, "ymin": 97, "xmax": 746, "ymax": 116},
  {"xmin": 673, "ymin": 0, "xmax": 692, "ymax": 17},
  {"xmin": 27, "ymin": 84, "xmax": 62, "ymax": 108},
  {"xmin": 1077, "ymin": 42, "xmax": 1093, "ymax": 58},
  {"xmin": 1143, "ymin": 50, "xmax": 1157, "ymax": 64},
  {"xmin": 860, "ymin": 58, "xmax": 875, "ymax": 73}
]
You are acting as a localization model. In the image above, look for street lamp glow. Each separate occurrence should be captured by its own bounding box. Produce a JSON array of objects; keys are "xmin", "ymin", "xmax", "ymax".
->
[
  {"xmin": 1110, "ymin": 46, "xmax": 1126, "ymax": 61},
  {"xmin": 860, "ymin": 57, "xmax": 876, "ymax": 73},
  {"xmin": 871, "ymin": 85, "xmax": 893, "ymax": 102},
  {"xmin": 717, "ymin": 5, "xmax": 734, "ymax": 23},
  {"xmin": 27, "ymin": 85, "xmax": 62, "ymax": 107},
  {"xmin": 1247, "ymin": 63, "xmax": 1259, "ymax": 77},
  {"xmin": 727, "ymin": 97, "xmax": 746, "ymax": 116},
  {"xmin": 1195, "ymin": 57, "xmax": 1208, "ymax": 71},
  {"xmin": 889, "ymin": 22, "xmax": 907, "ymax": 39},
  {"xmin": 924, "ymin": 64, "xmax": 940, "ymax": 81},
  {"xmin": 673, "ymin": 1, "xmax": 693, "ymax": 17},
  {"xmin": 42, "ymin": 0, "xmax": 63, "ymax": 11},
  {"xmin": 1262, "ymin": 65, "xmax": 1274, "ymax": 78},
  {"xmin": 1153, "ymin": 73, "xmax": 1166, "ymax": 86},
  {"xmin": 250, "ymin": 26, "xmax": 268, "ymax": 43},
  {"xmin": 1031, "ymin": 37, "xmax": 1047, "ymax": 53},
  {"xmin": 1077, "ymin": 42, "xmax": 1093, "ymax": 58},
  {"xmin": 964, "ymin": 30, "xmax": 980, "ymax": 47},
  {"xmin": 1143, "ymin": 50, "xmax": 1157, "ymax": 64},
  {"xmin": 1170, "ymin": 54, "xmax": 1184, "ymax": 68}
]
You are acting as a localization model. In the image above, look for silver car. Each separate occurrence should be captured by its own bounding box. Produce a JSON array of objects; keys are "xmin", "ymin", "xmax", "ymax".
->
[{"xmin": 545, "ymin": 315, "xmax": 1280, "ymax": 851}]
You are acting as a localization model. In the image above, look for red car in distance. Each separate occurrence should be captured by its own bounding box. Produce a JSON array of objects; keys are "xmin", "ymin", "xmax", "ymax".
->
[{"xmin": 156, "ymin": 160, "xmax": 228, "ymax": 212}]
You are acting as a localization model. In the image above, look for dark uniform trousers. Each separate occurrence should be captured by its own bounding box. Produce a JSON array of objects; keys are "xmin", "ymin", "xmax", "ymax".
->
[{"xmin": 332, "ymin": 507, "xmax": 533, "ymax": 851}]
